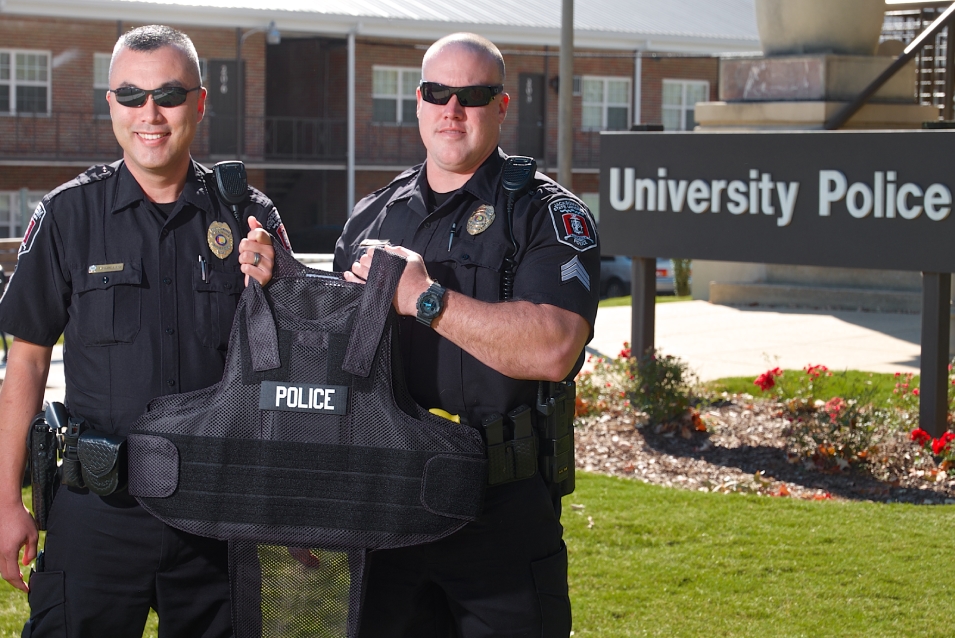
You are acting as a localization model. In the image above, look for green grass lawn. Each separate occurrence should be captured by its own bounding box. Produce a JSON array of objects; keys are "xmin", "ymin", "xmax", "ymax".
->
[
  {"xmin": 565, "ymin": 473, "xmax": 953, "ymax": 637},
  {"xmin": 4, "ymin": 475, "xmax": 953, "ymax": 636},
  {"xmin": 600, "ymin": 295, "xmax": 693, "ymax": 308},
  {"xmin": 704, "ymin": 370, "xmax": 911, "ymax": 405}
]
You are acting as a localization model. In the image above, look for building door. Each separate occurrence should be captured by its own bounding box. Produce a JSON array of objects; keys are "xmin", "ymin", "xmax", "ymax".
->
[
  {"xmin": 208, "ymin": 59, "xmax": 241, "ymax": 155},
  {"xmin": 517, "ymin": 73, "xmax": 545, "ymax": 159}
]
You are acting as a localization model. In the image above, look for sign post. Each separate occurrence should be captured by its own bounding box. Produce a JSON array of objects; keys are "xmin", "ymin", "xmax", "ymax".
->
[{"xmin": 601, "ymin": 130, "xmax": 955, "ymax": 436}]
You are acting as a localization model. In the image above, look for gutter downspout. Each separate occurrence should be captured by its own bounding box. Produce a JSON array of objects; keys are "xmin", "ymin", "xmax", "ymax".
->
[
  {"xmin": 633, "ymin": 49, "xmax": 642, "ymax": 126},
  {"xmin": 347, "ymin": 28, "xmax": 357, "ymax": 215}
]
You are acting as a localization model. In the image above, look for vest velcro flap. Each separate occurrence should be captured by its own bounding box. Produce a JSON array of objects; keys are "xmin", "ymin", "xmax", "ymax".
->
[
  {"xmin": 127, "ymin": 434, "xmax": 179, "ymax": 498},
  {"xmin": 421, "ymin": 455, "xmax": 486, "ymax": 520},
  {"xmin": 132, "ymin": 434, "xmax": 487, "ymax": 543}
]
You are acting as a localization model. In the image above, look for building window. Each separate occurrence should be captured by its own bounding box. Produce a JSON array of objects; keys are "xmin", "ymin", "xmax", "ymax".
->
[
  {"xmin": 0, "ymin": 191, "xmax": 44, "ymax": 238},
  {"xmin": 93, "ymin": 53, "xmax": 111, "ymax": 117},
  {"xmin": 662, "ymin": 80, "xmax": 709, "ymax": 131},
  {"xmin": 372, "ymin": 67, "xmax": 419, "ymax": 124},
  {"xmin": 581, "ymin": 76, "xmax": 630, "ymax": 131},
  {"xmin": 0, "ymin": 50, "xmax": 51, "ymax": 115}
]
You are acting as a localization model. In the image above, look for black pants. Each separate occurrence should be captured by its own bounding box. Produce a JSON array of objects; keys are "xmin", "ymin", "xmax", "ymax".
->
[
  {"xmin": 357, "ymin": 474, "xmax": 571, "ymax": 638},
  {"xmin": 22, "ymin": 487, "xmax": 231, "ymax": 638}
]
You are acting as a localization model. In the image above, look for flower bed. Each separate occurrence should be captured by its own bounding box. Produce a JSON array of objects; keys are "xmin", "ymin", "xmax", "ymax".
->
[{"xmin": 574, "ymin": 345, "xmax": 955, "ymax": 503}]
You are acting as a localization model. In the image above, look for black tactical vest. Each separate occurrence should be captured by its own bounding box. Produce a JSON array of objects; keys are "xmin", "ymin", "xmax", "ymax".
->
[{"xmin": 126, "ymin": 247, "xmax": 487, "ymax": 638}]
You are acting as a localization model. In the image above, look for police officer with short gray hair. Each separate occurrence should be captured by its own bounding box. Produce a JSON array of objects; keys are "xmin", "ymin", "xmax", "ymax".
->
[
  {"xmin": 335, "ymin": 32, "xmax": 599, "ymax": 637},
  {"xmin": 0, "ymin": 25, "xmax": 287, "ymax": 636}
]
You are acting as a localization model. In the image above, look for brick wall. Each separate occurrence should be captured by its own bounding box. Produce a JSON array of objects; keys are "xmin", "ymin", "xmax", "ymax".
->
[
  {"xmin": 640, "ymin": 55, "xmax": 719, "ymax": 126},
  {"xmin": 355, "ymin": 38, "xmax": 426, "ymax": 165},
  {"xmin": 0, "ymin": 15, "xmax": 267, "ymax": 165},
  {"xmin": 0, "ymin": 166, "xmax": 88, "ymax": 192}
]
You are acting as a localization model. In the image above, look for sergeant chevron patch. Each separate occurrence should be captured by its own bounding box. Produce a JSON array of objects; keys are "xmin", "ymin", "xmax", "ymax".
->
[{"xmin": 560, "ymin": 255, "xmax": 591, "ymax": 291}]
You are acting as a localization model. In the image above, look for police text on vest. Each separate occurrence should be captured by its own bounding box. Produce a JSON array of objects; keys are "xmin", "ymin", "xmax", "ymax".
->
[{"xmin": 259, "ymin": 381, "xmax": 349, "ymax": 415}]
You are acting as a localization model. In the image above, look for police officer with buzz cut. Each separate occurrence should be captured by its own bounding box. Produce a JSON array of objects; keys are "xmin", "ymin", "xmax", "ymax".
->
[
  {"xmin": 0, "ymin": 25, "xmax": 289, "ymax": 637},
  {"xmin": 335, "ymin": 32, "xmax": 600, "ymax": 637}
]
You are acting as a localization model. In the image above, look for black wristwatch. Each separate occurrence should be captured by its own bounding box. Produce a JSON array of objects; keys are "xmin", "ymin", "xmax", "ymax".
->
[{"xmin": 416, "ymin": 282, "xmax": 447, "ymax": 327}]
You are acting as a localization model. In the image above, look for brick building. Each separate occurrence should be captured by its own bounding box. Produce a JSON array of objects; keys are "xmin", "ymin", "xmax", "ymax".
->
[{"xmin": 0, "ymin": 0, "xmax": 759, "ymax": 252}]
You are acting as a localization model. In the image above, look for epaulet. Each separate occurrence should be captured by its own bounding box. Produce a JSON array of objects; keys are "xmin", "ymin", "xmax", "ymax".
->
[
  {"xmin": 43, "ymin": 162, "xmax": 120, "ymax": 204},
  {"xmin": 530, "ymin": 173, "xmax": 583, "ymax": 204},
  {"xmin": 248, "ymin": 187, "xmax": 276, "ymax": 211}
]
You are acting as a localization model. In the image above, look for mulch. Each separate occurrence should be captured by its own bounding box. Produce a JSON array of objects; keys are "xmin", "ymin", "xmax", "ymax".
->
[{"xmin": 575, "ymin": 396, "xmax": 955, "ymax": 504}]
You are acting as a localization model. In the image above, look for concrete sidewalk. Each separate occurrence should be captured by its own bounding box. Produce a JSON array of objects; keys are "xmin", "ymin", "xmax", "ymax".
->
[
  {"xmin": 1, "ymin": 300, "xmax": 925, "ymax": 404},
  {"xmin": 589, "ymin": 300, "xmax": 922, "ymax": 381}
]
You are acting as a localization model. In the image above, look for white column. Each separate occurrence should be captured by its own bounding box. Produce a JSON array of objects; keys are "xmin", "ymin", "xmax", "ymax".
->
[{"xmin": 557, "ymin": 0, "xmax": 574, "ymax": 189}]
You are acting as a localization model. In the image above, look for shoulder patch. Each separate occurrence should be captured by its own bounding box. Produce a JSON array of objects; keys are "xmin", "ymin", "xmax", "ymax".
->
[
  {"xmin": 549, "ymin": 198, "xmax": 597, "ymax": 252},
  {"xmin": 19, "ymin": 202, "xmax": 46, "ymax": 256}
]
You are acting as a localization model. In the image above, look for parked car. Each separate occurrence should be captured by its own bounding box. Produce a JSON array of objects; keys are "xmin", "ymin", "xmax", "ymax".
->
[{"xmin": 599, "ymin": 256, "xmax": 676, "ymax": 299}]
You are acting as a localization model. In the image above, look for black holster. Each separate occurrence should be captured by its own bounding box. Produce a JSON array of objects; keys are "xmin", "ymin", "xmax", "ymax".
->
[
  {"xmin": 29, "ymin": 413, "xmax": 57, "ymax": 531},
  {"xmin": 536, "ymin": 381, "xmax": 576, "ymax": 496}
]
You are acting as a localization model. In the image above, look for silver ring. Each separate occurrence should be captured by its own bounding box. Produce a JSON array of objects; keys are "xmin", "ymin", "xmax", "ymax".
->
[{"xmin": 252, "ymin": 252, "xmax": 261, "ymax": 267}]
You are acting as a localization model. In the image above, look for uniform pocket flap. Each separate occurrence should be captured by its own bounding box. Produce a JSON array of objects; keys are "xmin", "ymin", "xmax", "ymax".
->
[
  {"xmin": 194, "ymin": 263, "xmax": 244, "ymax": 293},
  {"xmin": 420, "ymin": 454, "xmax": 486, "ymax": 520},
  {"xmin": 127, "ymin": 434, "xmax": 180, "ymax": 498},
  {"xmin": 75, "ymin": 260, "xmax": 142, "ymax": 292},
  {"xmin": 26, "ymin": 570, "xmax": 65, "ymax": 616},
  {"xmin": 439, "ymin": 236, "xmax": 507, "ymax": 270}
]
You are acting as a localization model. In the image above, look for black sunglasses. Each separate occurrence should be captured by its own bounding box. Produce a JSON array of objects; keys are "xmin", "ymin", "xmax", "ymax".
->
[
  {"xmin": 419, "ymin": 82, "xmax": 504, "ymax": 107},
  {"xmin": 109, "ymin": 85, "xmax": 202, "ymax": 108}
]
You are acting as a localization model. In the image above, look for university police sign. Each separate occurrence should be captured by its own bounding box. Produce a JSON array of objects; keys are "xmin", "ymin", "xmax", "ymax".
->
[{"xmin": 599, "ymin": 130, "xmax": 955, "ymax": 272}]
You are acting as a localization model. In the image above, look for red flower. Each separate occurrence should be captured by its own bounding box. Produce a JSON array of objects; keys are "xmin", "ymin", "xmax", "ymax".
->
[
  {"xmin": 911, "ymin": 428, "xmax": 932, "ymax": 446},
  {"xmin": 912, "ymin": 388, "xmax": 920, "ymax": 397},
  {"xmin": 932, "ymin": 432, "xmax": 955, "ymax": 455},
  {"xmin": 754, "ymin": 373, "xmax": 774, "ymax": 391},
  {"xmin": 753, "ymin": 368, "xmax": 783, "ymax": 392}
]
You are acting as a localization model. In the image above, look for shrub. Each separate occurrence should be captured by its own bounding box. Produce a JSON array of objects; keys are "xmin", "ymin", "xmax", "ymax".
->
[{"xmin": 576, "ymin": 343, "xmax": 695, "ymax": 426}]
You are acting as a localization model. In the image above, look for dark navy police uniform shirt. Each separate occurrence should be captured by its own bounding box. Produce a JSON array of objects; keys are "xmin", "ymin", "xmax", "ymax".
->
[
  {"xmin": 0, "ymin": 160, "xmax": 288, "ymax": 437},
  {"xmin": 334, "ymin": 149, "xmax": 600, "ymax": 425}
]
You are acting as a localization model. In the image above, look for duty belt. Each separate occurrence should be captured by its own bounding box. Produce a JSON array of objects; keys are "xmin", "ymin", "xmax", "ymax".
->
[{"xmin": 124, "ymin": 247, "xmax": 487, "ymax": 638}]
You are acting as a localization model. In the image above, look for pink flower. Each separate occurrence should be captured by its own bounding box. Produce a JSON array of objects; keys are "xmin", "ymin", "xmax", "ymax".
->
[
  {"xmin": 804, "ymin": 364, "xmax": 829, "ymax": 380},
  {"xmin": 824, "ymin": 397, "xmax": 846, "ymax": 420}
]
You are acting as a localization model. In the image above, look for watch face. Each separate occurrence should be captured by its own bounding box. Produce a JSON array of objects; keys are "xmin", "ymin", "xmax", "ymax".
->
[{"xmin": 420, "ymin": 293, "xmax": 440, "ymax": 317}]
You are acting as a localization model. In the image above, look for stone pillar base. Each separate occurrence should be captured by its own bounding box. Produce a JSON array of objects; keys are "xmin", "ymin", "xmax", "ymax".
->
[
  {"xmin": 719, "ymin": 54, "xmax": 916, "ymax": 103},
  {"xmin": 695, "ymin": 100, "xmax": 939, "ymax": 130}
]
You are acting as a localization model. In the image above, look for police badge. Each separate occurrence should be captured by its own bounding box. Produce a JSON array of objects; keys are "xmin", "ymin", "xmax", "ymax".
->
[
  {"xmin": 466, "ymin": 204, "xmax": 495, "ymax": 235},
  {"xmin": 207, "ymin": 221, "xmax": 234, "ymax": 259}
]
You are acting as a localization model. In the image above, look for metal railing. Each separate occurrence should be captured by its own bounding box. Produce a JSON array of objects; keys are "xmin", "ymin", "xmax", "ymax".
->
[
  {"xmin": 360, "ymin": 122, "xmax": 425, "ymax": 166},
  {"xmin": 829, "ymin": 3, "xmax": 955, "ymax": 129},
  {"xmin": 881, "ymin": 3, "xmax": 955, "ymax": 119},
  {"xmin": 543, "ymin": 131, "xmax": 602, "ymax": 170}
]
